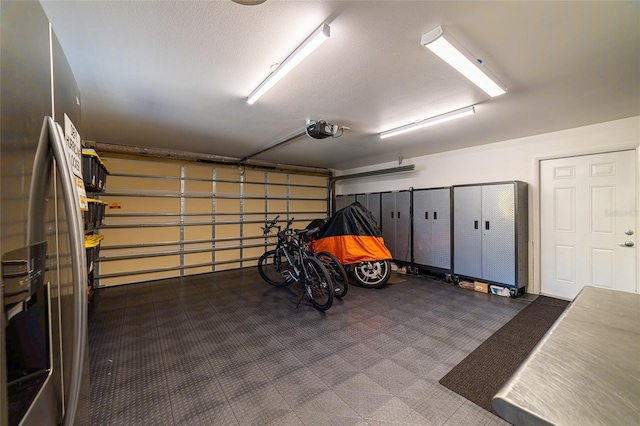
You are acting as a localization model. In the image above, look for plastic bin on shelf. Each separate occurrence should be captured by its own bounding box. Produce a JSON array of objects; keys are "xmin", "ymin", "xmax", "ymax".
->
[
  {"xmin": 85, "ymin": 234, "xmax": 104, "ymax": 304},
  {"xmin": 82, "ymin": 149, "xmax": 109, "ymax": 192},
  {"xmin": 84, "ymin": 198, "xmax": 108, "ymax": 231},
  {"xmin": 85, "ymin": 234, "xmax": 104, "ymax": 274}
]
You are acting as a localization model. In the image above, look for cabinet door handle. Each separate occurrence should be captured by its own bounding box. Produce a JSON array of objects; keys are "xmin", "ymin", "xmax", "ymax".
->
[
  {"xmin": 397, "ymin": 211, "xmax": 401, "ymax": 219},
  {"xmin": 474, "ymin": 220, "xmax": 479, "ymax": 229},
  {"xmin": 425, "ymin": 212, "xmax": 428, "ymax": 220},
  {"xmin": 434, "ymin": 211, "xmax": 437, "ymax": 220},
  {"xmin": 485, "ymin": 221, "xmax": 490, "ymax": 230},
  {"xmin": 391, "ymin": 211, "xmax": 394, "ymax": 219}
]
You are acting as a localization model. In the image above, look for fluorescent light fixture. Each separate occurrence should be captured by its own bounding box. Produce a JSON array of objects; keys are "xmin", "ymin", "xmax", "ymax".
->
[
  {"xmin": 380, "ymin": 106, "xmax": 475, "ymax": 139},
  {"xmin": 421, "ymin": 26, "xmax": 506, "ymax": 97},
  {"xmin": 247, "ymin": 23, "xmax": 330, "ymax": 105}
]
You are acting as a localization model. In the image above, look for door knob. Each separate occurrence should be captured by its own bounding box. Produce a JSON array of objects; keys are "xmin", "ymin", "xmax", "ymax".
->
[
  {"xmin": 625, "ymin": 229, "xmax": 634, "ymax": 236},
  {"xmin": 617, "ymin": 241, "xmax": 635, "ymax": 247}
]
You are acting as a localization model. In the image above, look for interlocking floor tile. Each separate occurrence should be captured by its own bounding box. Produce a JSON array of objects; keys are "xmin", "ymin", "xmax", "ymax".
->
[
  {"xmin": 443, "ymin": 400, "xmax": 511, "ymax": 426},
  {"xmin": 295, "ymin": 411, "xmax": 367, "ymax": 426},
  {"xmin": 89, "ymin": 269, "xmax": 529, "ymax": 425},
  {"xmin": 366, "ymin": 396, "xmax": 429, "ymax": 424}
]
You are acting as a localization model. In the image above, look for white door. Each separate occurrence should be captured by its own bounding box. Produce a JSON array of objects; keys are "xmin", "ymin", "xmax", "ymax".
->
[{"xmin": 541, "ymin": 150, "xmax": 637, "ymax": 299}]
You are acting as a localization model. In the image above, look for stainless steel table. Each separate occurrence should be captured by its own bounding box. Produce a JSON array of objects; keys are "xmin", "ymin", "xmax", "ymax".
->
[{"xmin": 492, "ymin": 286, "xmax": 640, "ymax": 425}]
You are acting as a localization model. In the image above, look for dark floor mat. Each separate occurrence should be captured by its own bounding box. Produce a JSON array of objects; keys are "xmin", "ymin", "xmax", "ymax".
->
[{"xmin": 439, "ymin": 295, "xmax": 570, "ymax": 414}]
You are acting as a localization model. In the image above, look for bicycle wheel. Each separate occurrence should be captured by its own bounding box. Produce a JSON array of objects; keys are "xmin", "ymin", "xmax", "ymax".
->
[
  {"xmin": 258, "ymin": 249, "xmax": 293, "ymax": 287},
  {"xmin": 302, "ymin": 257, "xmax": 333, "ymax": 311},
  {"xmin": 316, "ymin": 251, "xmax": 349, "ymax": 298},
  {"xmin": 352, "ymin": 260, "xmax": 391, "ymax": 289}
]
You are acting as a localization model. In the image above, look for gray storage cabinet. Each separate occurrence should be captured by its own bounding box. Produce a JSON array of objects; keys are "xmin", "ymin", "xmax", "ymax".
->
[
  {"xmin": 453, "ymin": 181, "xmax": 528, "ymax": 293},
  {"xmin": 335, "ymin": 194, "xmax": 355, "ymax": 212},
  {"xmin": 356, "ymin": 193, "xmax": 381, "ymax": 229},
  {"xmin": 368, "ymin": 193, "xmax": 381, "ymax": 229},
  {"xmin": 334, "ymin": 195, "xmax": 347, "ymax": 211},
  {"xmin": 381, "ymin": 191, "xmax": 411, "ymax": 262},
  {"xmin": 413, "ymin": 188, "xmax": 451, "ymax": 272}
]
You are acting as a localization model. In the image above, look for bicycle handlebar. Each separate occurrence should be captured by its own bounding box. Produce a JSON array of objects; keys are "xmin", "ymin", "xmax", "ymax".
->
[
  {"xmin": 261, "ymin": 215, "xmax": 301, "ymax": 239},
  {"xmin": 261, "ymin": 215, "xmax": 280, "ymax": 234}
]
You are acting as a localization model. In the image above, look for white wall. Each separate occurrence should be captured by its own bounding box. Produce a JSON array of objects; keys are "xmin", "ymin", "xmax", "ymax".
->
[
  {"xmin": 337, "ymin": 116, "xmax": 639, "ymax": 192},
  {"xmin": 336, "ymin": 116, "xmax": 640, "ymax": 294}
]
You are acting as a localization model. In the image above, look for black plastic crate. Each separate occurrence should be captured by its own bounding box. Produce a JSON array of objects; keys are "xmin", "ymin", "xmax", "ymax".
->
[
  {"xmin": 84, "ymin": 198, "xmax": 107, "ymax": 231},
  {"xmin": 85, "ymin": 234, "xmax": 104, "ymax": 274},
  {"xmin": 82, "ymin": 149, "xmax": 109, "ymax": 192}
]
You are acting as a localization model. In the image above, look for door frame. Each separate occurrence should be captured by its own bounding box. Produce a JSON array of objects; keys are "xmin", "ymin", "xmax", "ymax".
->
[{"xmin": 533, "ymin": 144, "xmax": 640, "ymax": 296}]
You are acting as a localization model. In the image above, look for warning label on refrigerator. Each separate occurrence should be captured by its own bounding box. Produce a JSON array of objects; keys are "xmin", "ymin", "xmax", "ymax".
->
[{"xmin": 64, "ymin": 113, "xmax": 82, "ymax": 178}]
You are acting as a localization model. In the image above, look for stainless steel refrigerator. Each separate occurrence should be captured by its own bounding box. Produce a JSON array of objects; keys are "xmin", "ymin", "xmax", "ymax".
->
[{"xmin": 1, "ymin": 1, "xmax": 90, "ymax": 425}]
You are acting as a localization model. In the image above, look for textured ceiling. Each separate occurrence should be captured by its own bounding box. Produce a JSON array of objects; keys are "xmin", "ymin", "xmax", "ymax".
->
[{"xmin": 41, "ymin": 1, "xmax": 640, "ymax": 171}]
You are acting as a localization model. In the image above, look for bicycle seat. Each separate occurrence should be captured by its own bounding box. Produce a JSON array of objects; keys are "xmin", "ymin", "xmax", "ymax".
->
[{"xmin": 296, "ymin": 227, "xmax": 320, "ymax": 238}]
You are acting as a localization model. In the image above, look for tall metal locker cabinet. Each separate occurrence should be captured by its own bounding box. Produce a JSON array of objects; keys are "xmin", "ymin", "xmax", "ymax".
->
[
  {"xmin": 355, "ymin": 193, "xmax": 368, "ymax": 212},
  {"xmin": 344, "ymin": 194, "xmax": 356, "ymax": 206},
  {"xmin": 356, "ymin": 193, "xmax": 381, "ymax": 229},
  {"xmin": 367, "ymin": 193, "xmax": 381, "ymax": 229},
  {"xmin": 413, "ymin": 188, "xmax": 451, "ymax": 273},
  {"xmin": 355, "ymin": 193, "xmax": 367, "ymax": 207},
  {"xmin": 335, "ymin": 194, "xmax": 355, "ymax": 212},
  {"xmin": 453, "ymin": 181, "xmax": 528, "ymax": 295},
  {"xmin": 381, "ymin": 191, "xmax": 411, "ymax": 263}
]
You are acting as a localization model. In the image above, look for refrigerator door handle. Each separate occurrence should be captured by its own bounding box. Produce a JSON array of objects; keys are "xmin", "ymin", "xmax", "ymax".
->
[
  {"xmin": 31, "ymin": 117, "xmax": 87, "ymax": 426},
  {"xmin": 27, "ymin": 120, "xmax": 54, "ymax": 244}
]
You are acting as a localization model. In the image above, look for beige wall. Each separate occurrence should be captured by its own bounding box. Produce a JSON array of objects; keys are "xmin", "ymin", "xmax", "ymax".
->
[{"xmin": 94, "ymin": 156, "xmax": 328, "ymax": 287}]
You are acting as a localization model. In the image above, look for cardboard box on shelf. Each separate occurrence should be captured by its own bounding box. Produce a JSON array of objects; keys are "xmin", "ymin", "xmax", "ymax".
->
[{"xmin": 474, "ymin": 281, "xmax": 489, "ymax": 293}]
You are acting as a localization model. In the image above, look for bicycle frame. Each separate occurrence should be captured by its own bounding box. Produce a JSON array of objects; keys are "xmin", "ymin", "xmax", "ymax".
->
[
  {"xmin": 263, "ymin": 216, "xmax": 313, "ymax": 283},
  {"xmin": 260, "ymin": 216, "xmax": 335, "ymax": 310}
]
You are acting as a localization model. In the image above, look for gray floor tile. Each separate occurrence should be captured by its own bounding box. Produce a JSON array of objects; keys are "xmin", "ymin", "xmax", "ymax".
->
[
  {"xmin": 444, "ymin": 400, "xmax": 511, "ymax": 426},
  {"xmin": 296, "ymin": 411, "xmax": 367, "ymax": 426},
  {"xmin": 89, "ymin": 269, "xmax": 527, "ymax": 425},
  {"xmin": 366, "ymin": 396, "xmax": 432, "ymax": 424},
  {"xmin": 399, "ymin": 395, "xmax": 466, "ymax": 425}
]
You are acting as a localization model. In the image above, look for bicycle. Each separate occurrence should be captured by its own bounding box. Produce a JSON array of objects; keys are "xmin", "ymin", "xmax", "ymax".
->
[
  {"xmin": 300, "ymin": 226, "xmax": 349, "ymax": 299},
  {"xmin": 257, "ymin": 216, "xmax": 334, "ymax": 311}
]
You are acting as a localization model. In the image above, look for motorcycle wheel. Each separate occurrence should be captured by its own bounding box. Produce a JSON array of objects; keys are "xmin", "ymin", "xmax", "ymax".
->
[{"xmin": 351, "ymin": 260, "xmax": 391, "ymax": 289}]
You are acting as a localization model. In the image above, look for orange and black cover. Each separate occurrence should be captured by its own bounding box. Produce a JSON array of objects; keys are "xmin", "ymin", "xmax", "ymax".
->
[{"xmin": 314, "ymin": 202, "xmax": 392, "ymax": 265}]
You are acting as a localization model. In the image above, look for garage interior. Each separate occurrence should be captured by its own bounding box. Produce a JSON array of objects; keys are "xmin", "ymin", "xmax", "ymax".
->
[{"xmin": 2, "ymin": 1, "xmax": 639, "ymax": 425}]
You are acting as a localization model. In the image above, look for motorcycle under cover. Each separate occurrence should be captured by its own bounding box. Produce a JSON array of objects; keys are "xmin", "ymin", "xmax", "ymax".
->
[{"xmin": 314, "ymin": 202, "xmax": 392, "ymax": 265}]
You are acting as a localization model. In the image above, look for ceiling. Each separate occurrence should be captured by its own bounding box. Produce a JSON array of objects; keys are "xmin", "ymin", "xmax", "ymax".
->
[{"xmin": 40, "ymin": 1, "xmax": 640, "ymax": 171}]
